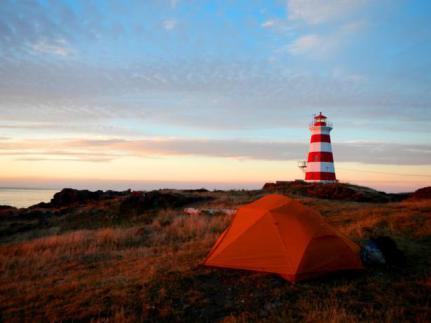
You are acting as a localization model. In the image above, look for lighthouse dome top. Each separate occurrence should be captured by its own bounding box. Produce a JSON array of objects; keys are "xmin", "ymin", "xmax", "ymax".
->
[
  {"xmin": 314, "ymin": 112, "xmax": 327, "ymax": 119},
  {"xmin": 310, "ymin": 112, "xmax": 333, "ymax": 129}
]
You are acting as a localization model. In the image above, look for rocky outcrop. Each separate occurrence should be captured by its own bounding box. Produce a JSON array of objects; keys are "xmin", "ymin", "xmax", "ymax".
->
[
  {"xmin": 119, "ymin": 191, "xmax": 211, "ymax": 215},
  {"xmin": 0, "ymin": 205, "xmax": 18, "ymax": 217},
  {"xmin": 410, "ymin": 186, "xmax": 431, "ymax": 200},
  {"xmin": 262, "ymin": 180, "xmax": 406, "ymax": 203},
  {"xmin": 30, "ymin": 188, "xmax": 209, "ymax": 212},
  {"xmin": 0, "ymin": 189, "xmax": 213, "ymax": 242},
  {"xmin": 45, "ymin": 188, "xmax": 131, "ymax": 208},
  {"xmin": 262, "ymin": 183, "xmax": 277, "ymax": 190}
]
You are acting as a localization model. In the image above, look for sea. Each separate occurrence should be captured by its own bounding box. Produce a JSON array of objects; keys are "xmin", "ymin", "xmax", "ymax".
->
[{"xmin": 0, "ymin": 188, "xmax": 59, "ymax": 208}]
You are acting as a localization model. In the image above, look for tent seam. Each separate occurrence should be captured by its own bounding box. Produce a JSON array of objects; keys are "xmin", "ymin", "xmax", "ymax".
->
[{"xmin": 268, "ymin": 210, "xmax": 296, "ymax": 274}]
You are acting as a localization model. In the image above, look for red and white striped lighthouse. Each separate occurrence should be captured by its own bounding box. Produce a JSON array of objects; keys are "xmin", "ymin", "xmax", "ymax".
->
[{"xmin": 304, "ymin": 112, "xmax": 336, "ymax": 183}]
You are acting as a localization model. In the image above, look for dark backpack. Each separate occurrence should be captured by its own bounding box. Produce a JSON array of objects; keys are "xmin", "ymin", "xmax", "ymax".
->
[{"xmin": 370, "ymin": 236, "xmax": 405, "ymax": 266}]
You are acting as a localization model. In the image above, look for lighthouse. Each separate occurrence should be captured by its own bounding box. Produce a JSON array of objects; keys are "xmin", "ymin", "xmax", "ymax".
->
[{"xmin": 299, "ymin": 112, "xmax": 336, "ymax": 183}]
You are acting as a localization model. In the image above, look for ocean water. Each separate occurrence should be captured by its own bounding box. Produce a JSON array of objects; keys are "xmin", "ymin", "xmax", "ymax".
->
[{"xmin": 0, "ymin": 188, "xmax": 59, "ymax": 208}]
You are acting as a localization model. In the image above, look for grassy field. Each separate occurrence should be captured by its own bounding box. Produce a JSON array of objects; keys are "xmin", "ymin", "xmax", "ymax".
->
[{"xmin": 0, "ymin": 190, "xmax": 430, "ymax": 322}]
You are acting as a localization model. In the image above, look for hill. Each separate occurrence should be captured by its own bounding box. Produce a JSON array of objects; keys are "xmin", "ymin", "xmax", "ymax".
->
[{"xmin": 0, "ymin": 186, "xmax": 430, "ymax": 321}]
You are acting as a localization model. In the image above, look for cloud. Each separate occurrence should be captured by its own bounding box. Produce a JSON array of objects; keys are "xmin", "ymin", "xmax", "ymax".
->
[
  {"xmin": 67, "ymin": 138, "xmax": 306, "ymax": 161},
  {"xmin": 261, "ymin": 18, "xmax": 297, "ymax": 35},
  {"xmin": 287, "ymin": 0, "xmax": 369, "ymax": 25},
  {"xmin": 162, "ymin": 19, "xmax": 177, "ymax": 30},
  {"xmin": 170, "ymin": 0, "xmax": 180, "ymax": 8},
  {"xmin": 261, "ymin": 20, "xmax": 276, "ymax": 28},
  {"xmin": 282, "ymin": 1, "xmax": 369, "ymax": 58},
  {"xmin": 0, "ymin": 148, "xmax": 121, "ymax": 163},
  {"xmin": 1, "ymin": 137, "xmax": 430, "ymax": 165},
  {"xmin": 287, "ymin": 34, "xmax": 321, "ymax": 55},
  {"xmin": 286, "ymin": 21, "xmax": 366, "ymax": 57},
  {"xmin": 0, "ymin": 55, "xmax": 429, "ymax": 134},
  {"xmin": 15, "ymin": 157, "xmax": 113, "ymax": 163},
  {"xmin": 29, "ymin": 38, "xmax": 74, "ymax": 57},
  {"xmin": 0, "ymin": 122, "xmax": 63, "ymax": 129}
]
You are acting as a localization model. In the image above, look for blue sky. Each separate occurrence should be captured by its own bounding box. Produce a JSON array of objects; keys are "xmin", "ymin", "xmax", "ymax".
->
[{"xmin": 0, "ymin": 0, "xmax": 430, "ymax": 191}]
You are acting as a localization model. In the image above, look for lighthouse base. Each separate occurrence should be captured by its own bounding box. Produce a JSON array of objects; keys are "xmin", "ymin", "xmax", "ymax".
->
[{"xmin": 305, "ymin": 180, "xmax": 337, "ymax": 184}]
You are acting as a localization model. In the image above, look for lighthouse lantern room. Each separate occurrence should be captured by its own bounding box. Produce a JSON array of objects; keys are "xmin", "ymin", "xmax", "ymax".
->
[{"xmin": 301, "ymin": 112, "xmax": 336, "ymax": 183}]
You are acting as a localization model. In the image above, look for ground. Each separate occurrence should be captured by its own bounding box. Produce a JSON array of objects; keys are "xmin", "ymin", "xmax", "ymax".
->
[{"xmin": 0, "ymin": 189, "xmax": 430, "ymax": 322}]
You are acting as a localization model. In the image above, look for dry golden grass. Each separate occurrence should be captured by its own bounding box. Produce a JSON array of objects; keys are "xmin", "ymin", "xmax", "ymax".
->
[
  {"xmin": 310, "ymin": 199, "xmax": 431, "ymax": 240},
  {"xmin": 0, "ymin": 208, "xmax": 234, "ymax": 322},
  {"xmin": 0, "ymin": 192, "xmax": 430, "ymax": 322}
]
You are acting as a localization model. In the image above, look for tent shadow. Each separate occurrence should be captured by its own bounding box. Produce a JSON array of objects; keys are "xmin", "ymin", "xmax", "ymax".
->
[{"xmin": 199, "ymin": 264, "xmax": 365, "ymax": 286}]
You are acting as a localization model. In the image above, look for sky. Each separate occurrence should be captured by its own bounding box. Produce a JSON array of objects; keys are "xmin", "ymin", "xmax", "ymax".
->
[{"xmin": 0, "ymin": 0, "xmax": 430, "ymax": 192}]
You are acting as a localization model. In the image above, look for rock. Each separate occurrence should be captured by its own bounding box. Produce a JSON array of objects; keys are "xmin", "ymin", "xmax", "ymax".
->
[
  {"xmin": 183, "ymin": 188, "xmax": 209, "ymax": 193},
  {"xmin": 184, "ymin": 208, "xmax": 236, "ymax": 216},
  {"xmin": 262, "ymin": 181, "xmax": 397, "ymax": 203},
  {"xmin": 48, "ymin": 188, "xmax": 131, "ymax": 207},
  {"xmin": 262, "ymin": 183, "xmax": 277, "ymax": 190},
  {"xmin": 29, "ymin": 202, "xmax": 51, "ymax": 209},
  {"xmin": 119, "ymin": 191, "xmax": 211, "ymax": 215},
  {"xmin": 410, "ymin": 186, "xmax": 431, "ymax": 200},
  {"xmin": 184, "ymin": 208, "xmax": 201, "ymax": 216},
  {"xmin": 0, "ymin": 205, "xmax": 18, "ymax": 217},
  {"xmin": 0, "ymin": 205, "xmax": 16, "ymax": 211},
  {"xmin": 49, "ymin": 188, "xmax": 102, "ymax": 207}
]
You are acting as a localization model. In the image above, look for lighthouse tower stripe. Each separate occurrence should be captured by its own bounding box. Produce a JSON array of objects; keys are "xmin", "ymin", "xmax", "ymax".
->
[
  {"xmin": 306, "ymin": 162, "xmax": 335, "ymax": 172},
  {"xmin": 310, "ymin": 134, "xmax": 331, "ymax": 143},
  {"xmin": 309, "ymin": 142, "xmax": 332, "ymax": 153},
  {"xmin": 310, "ymin": 126, "xmax": 331, "ymax": 135},
  {"xmin": 305, "ymin": 172, "xmax": 336, "ymax": 181},
  {"xmin": 307, "ymin": 152, "xmax": 333, "ymax": 162}
]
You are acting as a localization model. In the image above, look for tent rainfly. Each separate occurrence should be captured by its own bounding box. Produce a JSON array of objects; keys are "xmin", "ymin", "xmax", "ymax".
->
[{"xmin": 204, "ymin": 194, "xmax": 363, "ymax": 282}]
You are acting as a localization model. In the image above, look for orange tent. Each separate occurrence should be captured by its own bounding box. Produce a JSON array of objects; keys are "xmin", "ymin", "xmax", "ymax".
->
[{"xmin": 204, "ymin": 194, "xmax": 363, "ymax": 282}]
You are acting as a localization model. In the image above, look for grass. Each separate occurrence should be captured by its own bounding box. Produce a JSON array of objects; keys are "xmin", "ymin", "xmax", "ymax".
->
[{"xmin": 0, "ymin": 191, "xmax": 430, "ymax": 322}]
